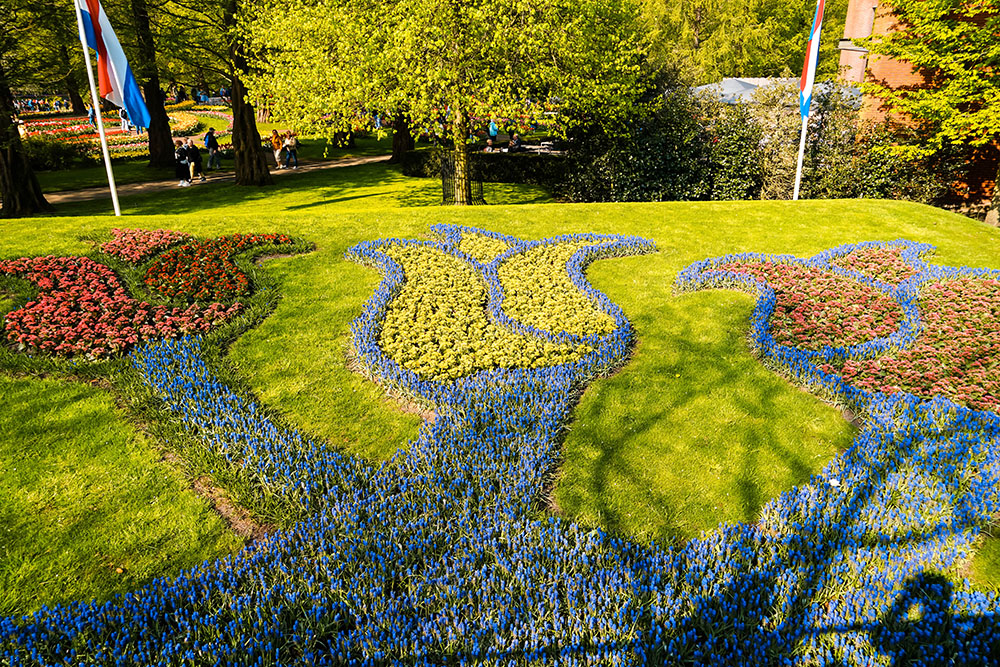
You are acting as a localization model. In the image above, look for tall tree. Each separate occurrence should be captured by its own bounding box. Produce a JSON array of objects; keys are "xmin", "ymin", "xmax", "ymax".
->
[
  {"xmin": 0, "ymin": 1, "xmax": 52, "ymax": 218},
  {"xmin": 130, "ymin": 0, "xmax": 175, "ymax": 168},
  {"xmin": 859, "ymin": 0, "xmax": 1000, "ymax": 221},
  {"xmin": 224, "ymin": 0, "xmax": 271, "ymax": 185},
  {"xmin": 243, "ymin": 0, "xmax": 649, "ymax": 204}
]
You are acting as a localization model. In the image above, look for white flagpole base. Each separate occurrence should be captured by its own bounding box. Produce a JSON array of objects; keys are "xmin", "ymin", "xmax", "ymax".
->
[{"xmin": 793, "ymin": 114, "xmax": 809, "ymax": 201}]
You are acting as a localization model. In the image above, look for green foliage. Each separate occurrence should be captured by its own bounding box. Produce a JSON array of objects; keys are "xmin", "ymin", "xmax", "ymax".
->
[
  {"xmin": 401, "ymin": 149, "xmax": 569, "ymax": 188},
  {"xmin": 642, "ymin": 0, "xmax": 849, "ymax": 84},
  {"xmin": 706, "ymin": 82, "xmax": 949, "ymax": 202},
  {"xmin": 704, "ymin": 103, "xmax": 765, "ymax": 200},
  {"xmin": 560, "ymin": 86, "xmax": 712, "ymax": 203},
  {"xmin": 241, "ymin": 0, "xmax": 650, "ymax": 148},
  {"xmin": 858, "ymin": 0, "xmax": 1000, "ymax": 157},
  {"xmin": 22, "ymin": 136, "xmax": 91, "ymax": 171}
]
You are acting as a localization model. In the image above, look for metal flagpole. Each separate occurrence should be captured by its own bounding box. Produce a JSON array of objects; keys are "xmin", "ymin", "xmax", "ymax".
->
[
  {"xmin": 793, "ymin": 114, "xmax": 808, "ymax": 201},
  {"xmin": 73, "ymin": 0, "xmax": 122, "ymax": 216}
]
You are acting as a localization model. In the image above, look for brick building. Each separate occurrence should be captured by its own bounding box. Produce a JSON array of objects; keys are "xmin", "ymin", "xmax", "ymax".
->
[{"xmin": 837, "ymin": 0, "xmax": 997, "ymax": 214}]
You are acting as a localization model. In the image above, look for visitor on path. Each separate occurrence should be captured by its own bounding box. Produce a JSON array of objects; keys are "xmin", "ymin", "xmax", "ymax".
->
[
  {"xmin": 205, "ymin": 128, "xmax": 221, "ymax": 170},
  {"xmin": 270, "ymin": 130, "xmax": 284, "ymax": 168},
  {"xmin": 186, "ymin": 138, "xmax": 206, "ymax": 182},
  {"xmin": 87, "ymin": 105, "xmax": 96, "ymax": 127},
  {"xmin": 174, "ymin": 139, "xmax": 191, "ymax": 187},
  {"xmin": 119, "ymin": 108, "xmax": 130, "ymax": 133},
  {"xmin": 488, "ymin": 119, "xmax": 499, "ymax": 144},
  {"xmin": 282, "ymin": 132, "xmax": 299, "ymax": 169}
]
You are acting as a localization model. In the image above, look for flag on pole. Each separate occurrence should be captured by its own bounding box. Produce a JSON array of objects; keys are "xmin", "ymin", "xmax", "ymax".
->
[
  {"xmin": 799, "ymin": 0, "xmax": 826, "ymax": 119},
  {"xmin": 76, "ymin": 0, "xmax": 151, "ymax": 128}
]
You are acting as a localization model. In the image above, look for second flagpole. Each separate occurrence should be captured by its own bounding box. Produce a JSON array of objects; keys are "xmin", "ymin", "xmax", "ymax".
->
[{"xmin": 73, "ymin": 0, "xmax": 122, "ymax": 217}]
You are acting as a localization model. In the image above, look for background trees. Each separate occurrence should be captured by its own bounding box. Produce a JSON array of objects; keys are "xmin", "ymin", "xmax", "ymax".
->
[
  {"xmin": 859, "ymin": 0, "xmax": 1000, "ymax": 221},
  {"xmin": 0, "ymin": 0, "xmax": 53, "ymax": 217},
  {"xmin": 641, "ymin": 0, "xmax": 849, "ymax": 83},
  {"xmin": 242, "ymin": 0, "xmax": 650, "ymax": 204}
]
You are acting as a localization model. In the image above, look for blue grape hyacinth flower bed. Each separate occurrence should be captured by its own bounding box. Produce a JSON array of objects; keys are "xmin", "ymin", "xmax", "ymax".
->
[{"xmin": 2, "ymin": 229, "xmax": 1000, "ymax": 665}]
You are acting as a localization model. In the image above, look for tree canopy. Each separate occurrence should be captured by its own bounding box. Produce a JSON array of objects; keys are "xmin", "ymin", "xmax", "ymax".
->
[
  {"xmin": 860, "ymin": 0, "xmax": 1000, "ymax": 156},
  {"xmin": 641, "ymin": 0, "xmax": 849, "ymax": 84},
  {"xmin": 242, "ymin": 0, "xmax": 652, "ymax": 203}
]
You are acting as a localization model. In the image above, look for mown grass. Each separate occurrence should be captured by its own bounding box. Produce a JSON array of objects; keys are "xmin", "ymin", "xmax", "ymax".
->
[
  {"xmin": 4, "ymin": 165, "xmax": 1000, "ymax": 607},
  {"xmin": 0, "ymin": 374, "xmax": 242, "ymax": 616}
]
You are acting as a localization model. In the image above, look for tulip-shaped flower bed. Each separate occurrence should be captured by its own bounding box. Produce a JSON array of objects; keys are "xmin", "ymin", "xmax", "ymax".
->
[{"xmin": 3, "ymin": 230, "xmax": 1000, "ymax": 665}]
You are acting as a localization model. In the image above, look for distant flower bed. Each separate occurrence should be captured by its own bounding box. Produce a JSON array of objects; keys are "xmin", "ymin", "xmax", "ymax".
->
[{"xmin": 22, "ymin": 110, "xmax": 233, "ymax": 161}]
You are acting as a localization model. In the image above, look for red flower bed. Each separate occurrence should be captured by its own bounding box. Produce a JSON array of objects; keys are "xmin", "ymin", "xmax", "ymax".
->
[
  {"xmin": 716, "ymin": 260, "xmax": 903, "ymax": 350},
  {"xmin": 145, "ymin": 234, "xmax": 293, "ymax": 301},
  {"xmin": 826, "ymin": 277, "xmax": 1000, "ymax": 411},
  {"xmin": 100, "ymin": 228, "xmax": 191, "ymax": 263},
  {"xmin": 830, "ymin": 246, "xmax": 918, "ymax": 285},
  {"xmin": 0, "ymin": 256, "xmax": 240, "ymax": 358}
]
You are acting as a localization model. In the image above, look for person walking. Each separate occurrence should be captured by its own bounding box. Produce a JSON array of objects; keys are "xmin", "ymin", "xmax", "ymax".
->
[
  {"xmin": 205, "ymin": 128, "xmax": 221, "ymax": 170},
  {"xmin": 174, "ymin": 139, "xmax": 191, "ymax": 187},
  {"xmin": 270, "ymin": 129, "xmax": 284, "ymax": 168},
  {"xmin": 186, "ymin": 138, "xmax": 206, "ymax": 182},
  {"xmin": 282, "ymin": 132, "xmax": 299, "ymax": 169}
]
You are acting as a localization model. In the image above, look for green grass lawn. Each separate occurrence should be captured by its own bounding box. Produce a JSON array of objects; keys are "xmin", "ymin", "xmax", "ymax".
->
[
  {"xmin": 4, "ymin": 167, "xmax": 1000, "ymax": 611},
  {"xmin": 0, "ymin": 374, "xmax": 242, "ymax": 616}
]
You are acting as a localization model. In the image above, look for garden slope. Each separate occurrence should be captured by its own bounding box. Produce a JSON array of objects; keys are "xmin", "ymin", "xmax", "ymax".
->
[{"xmin": 2, "ymin": 198, "xmax": 998, "ymax": 610}]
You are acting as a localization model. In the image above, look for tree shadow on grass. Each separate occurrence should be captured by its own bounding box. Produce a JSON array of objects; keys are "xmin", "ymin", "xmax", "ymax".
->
[{"xmin": 562, "ymin": 302, "xmax": 840, "ymax": 546}]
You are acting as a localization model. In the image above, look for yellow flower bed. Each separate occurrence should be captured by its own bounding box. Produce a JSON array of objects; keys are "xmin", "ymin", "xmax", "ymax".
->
[
  {"xmin": 498, "ymin": 241, "xmax": 616, "ymax": 338},
  {"xmin": 380, "ymin": 244, "xmax": 589, "ymax": 381}
]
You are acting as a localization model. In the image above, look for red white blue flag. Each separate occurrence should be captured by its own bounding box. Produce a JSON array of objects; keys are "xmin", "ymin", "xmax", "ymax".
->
[
  {"xmin": 76, "ymin": 0, "xmax": 151, "ymax": 128},
  {"xmin": 799, "ymin": 0, "xmax": 826, "ymax": 118}
]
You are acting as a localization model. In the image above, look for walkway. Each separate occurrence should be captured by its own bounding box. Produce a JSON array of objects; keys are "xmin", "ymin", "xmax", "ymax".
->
[{"xmin": 45, "ymin": 155, "xmax": 392, "ymax": 205}]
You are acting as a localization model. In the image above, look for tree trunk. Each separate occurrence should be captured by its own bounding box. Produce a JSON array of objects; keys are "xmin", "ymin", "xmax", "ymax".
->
[
  {"xmin": 0, "ymin": 68, "xmax": 52, "ymax": 218},
  {"xmin": 59, "ymin": 45, "xmax": 87, "ymax": 114},
  {"xmin": 130, "ymin": 0, "xmax": 174, "ymax": 168},
  {"xmin": 225, "ymin": 0, "xmax": 271, "ymax": 186},
  {"xmin": 67, "ymin": 84, "xmax": 86, "ymax": 115},
  {"xmin": 451, "ymin": 114, "xmax": 472, "ymax": 205},
  {"xmin": 389, "ymin": 114, "xmax": 415, "ymax": 163},
  {"xmin": 987, "ymin": 164, "xmax": 1000, "ymax": 227},
  {"xmin": 229, "ymin": 70, "xmax": 272, "ymax": 185}
]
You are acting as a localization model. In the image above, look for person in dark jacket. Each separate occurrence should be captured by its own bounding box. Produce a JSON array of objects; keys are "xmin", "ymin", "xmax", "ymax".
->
[
  {"xmin": 174, "ymin": 139, "xmax": 191, "ymax": 187},
  {"xmin": 185, "ymin": 138, "xmax": 206, "ymax": 182},
  {"xmin": 205, "ymin": 128, "xmax": 221, "ymax": 170}
]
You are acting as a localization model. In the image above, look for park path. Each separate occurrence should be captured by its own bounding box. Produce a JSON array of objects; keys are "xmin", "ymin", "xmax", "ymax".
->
[{"xmin": 45, "ymin": 154, "xmax": 392, "ymax": 205}]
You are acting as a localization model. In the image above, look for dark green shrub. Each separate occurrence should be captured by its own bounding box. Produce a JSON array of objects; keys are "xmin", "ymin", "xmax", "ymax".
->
[
  {"xmin": 23, "ymin": 136, "xmax": 91, "ymax": 171},
  {"xmin": 560, "ymin": 89, "xmax": 712, "ymax": 202},
  {"xmin": 704, "ymin": 103, "xmax": 764, "ymax": 200}
]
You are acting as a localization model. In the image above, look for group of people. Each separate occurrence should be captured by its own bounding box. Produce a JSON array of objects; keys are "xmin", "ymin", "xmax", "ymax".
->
[
  {"xmin": 174, "ymin": 128, "xmax": 222, "ymax": 187},
  {"xmin": 14, "ymin": 97, "xmax": 69, "ymax": 113},
  {"xmin": 483, "ymin": 133, "xmax": 524, "ymax": 154},
  {"xmin": 168, "ymin": 85, "xmax": 230, "ymax": 105},
  {"xmin": 268, "ymin": 129, "xmax": 300, "ymax": 170}
]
